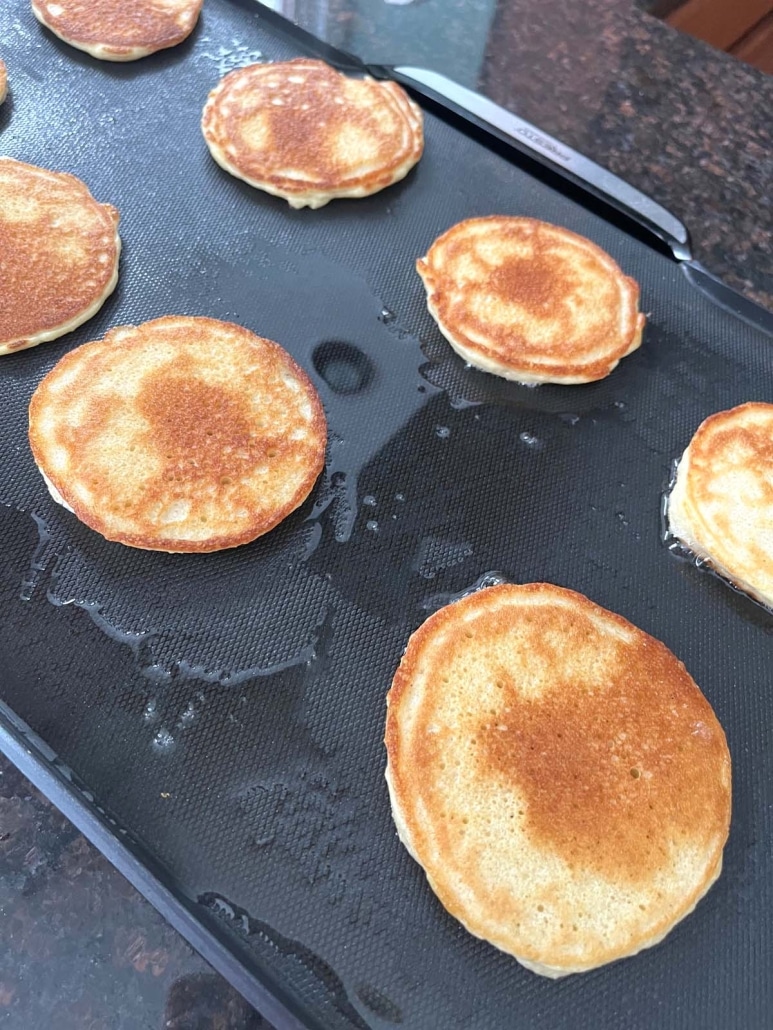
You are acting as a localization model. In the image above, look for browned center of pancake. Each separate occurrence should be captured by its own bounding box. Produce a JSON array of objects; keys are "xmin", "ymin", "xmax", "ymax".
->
[
  {"xmin": 135, "ymin": 369, "xmax": 286, "ymax": 486},
  {"xmin": 490, "ymin": 250, "xmax": 579, "ymax": 319},
  {"xmin": 259, "ymin": 76, "xmax": 393, "ymax": 181},
  {"xmin": 55, "ymin": 368, "xmax": 282, "ymax": 512},
  {"xmin": 33, "ymin": 0, "xmax": 200, "ymax": 48},
  {"xmin": 1, "ymin": 217, "xmax": 96, "ymax": 341},
  {"xmin": 469, "ymin": 605, "xmax": 726, "ymax": 885},
  {"xmin": 204, "ymin": 60, "xmax": 419, "ymax": 193},
  {"xmin": 0, "ymin": 161, "xmax": 118, "ymax": 346},
  {"xmin": 29, "ymin": 315, "xmax": 326, "ymax": 551},
  {"xmin": 417, "ymin": 217, "xmax": 644, "ymax": 382}
]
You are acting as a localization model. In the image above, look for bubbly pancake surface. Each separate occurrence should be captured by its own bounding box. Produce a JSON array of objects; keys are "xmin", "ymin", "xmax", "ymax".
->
[
  {"xmin": 201, "ymin": 58, "xmax": 424, "ymax": 209},
  {"xmin": 417, "ymin": 217, "xmax": 645, "ymax": 384},
  {"xmin": 0, "ymin": 157, "xmax": 120, "ymax": 355},
  {"xmin": 31, "ymin": 0, "xmax": 203, "ymax": 61},
  {"xmin": 385, "ymin": 583, "xmax": 731, "ymax": 976},
  {"xmin": 668, "ymin": 402, "xmax": 773, "ymax": 607},
  {"xmin": 29, "ymin": 316, "xmax": 327, "ymax": 552}
]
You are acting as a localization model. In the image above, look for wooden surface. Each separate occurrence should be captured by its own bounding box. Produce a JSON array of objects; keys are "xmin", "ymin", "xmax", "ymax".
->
[
  {"xmin": 666, "ymin": 0, "xmax": 771, "ymax": 49},
  {"xmin": 731, "ymin": 11, "xmax": 773, "ymax": 73}
]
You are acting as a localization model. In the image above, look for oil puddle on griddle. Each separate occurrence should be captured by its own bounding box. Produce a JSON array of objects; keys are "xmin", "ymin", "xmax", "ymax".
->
[
  {"xmin": 415, "ymin": 323, "xmax": 674, "ymax": 486},
  {"xmin": 5, "ymin": 243, "xmax": 437, "ymax": 686},
  {"xmin": 16, "ymin": 502, "xmax": 331, "ymax": 680},
  {"xmin": 421, "ymin": 570, "xmax": 510, "ymax": 613},
  {"xmin": 182, "ymin": 240, "xmax": 440, "ymax": 545},
  {"xmin": 417, "ymin": 314, "xmax": 767, "ymax": 466}
]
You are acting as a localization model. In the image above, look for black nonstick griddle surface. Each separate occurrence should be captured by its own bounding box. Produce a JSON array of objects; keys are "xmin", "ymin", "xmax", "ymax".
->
[{"xmin": 1, "ymin": 1, "xmax": 772, "ymax": 1027}]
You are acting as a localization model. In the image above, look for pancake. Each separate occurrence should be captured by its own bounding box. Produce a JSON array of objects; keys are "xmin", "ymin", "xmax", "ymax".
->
[
  {"xmin": 201, "ymin": 58, "xmax": 424, "ymax": 209},
  {"xmin": 31, "ymin": 0, "xmax": 203, "ymax": 61},
  {"xmin": 668, "ymin": 402, "xmax": 773, "ymax": 607},
  {"xmin": 28, "ymin": 316, "xmax": 327, "ymax": 552},
  {"xmin": 417, "ymin": 217, "xmax": 645, "ymax": 384},
  {"xmin": 0, "ymin": 157, "xmax": 120, "ymax": 355},
  {"xmin": 385, "ymin": 582, "xmax": 731, "ymax": 977},
  {"xmin": 0, "ymin": 59, "xmax": 7, "ymax": 104}
]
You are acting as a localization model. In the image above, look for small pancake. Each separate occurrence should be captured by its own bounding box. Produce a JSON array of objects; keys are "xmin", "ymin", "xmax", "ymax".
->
[
  {"xmin": 31, "ymin": 0, "xmax": 202, "ymax": 62},
  {"xmin": 29, "ymin": 316, "xmax": 327, "ymax": 552},
  {"xmin": 417, "ymin": 217, "xmax": 645, "ymax": 384},
  {"xmin": 385, "ymin": 583, "xmax": 730, "ymax": 976},
  {"xmin": 0, "ymin": 157, "xmax": 120, "ymax": 355},
  {"xmin": 668, "ymin": 402, "xmax": 773, "ymax": 607},
  {"xmin": 0, "ymin": 59, "xmax": 7, "ymax": 104},
  {"xmin": 201, "ymin": 58, "xmax": 424, "ymax": 209}
]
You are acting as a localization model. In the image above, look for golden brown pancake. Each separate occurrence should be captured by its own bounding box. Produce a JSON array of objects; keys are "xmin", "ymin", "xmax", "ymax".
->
[
  {"xmin": 0, "ymin": 157, "xmax": 120, "ymax": 355},
  {"xmin": 29, "ymin": 316, "xmax": 327, "ymax": 552},
  {"xmin": 385, "ymin": 583, "xmax": 731, "ymax": 976},
  {"xmin": 417, "ymin": 217, "xmax": 645, "ymax": 384},
  {"xmin": 31, "ymin": 0, "xmax": 202, "ymax": 62},
  {"xmin": 201, "ymin": 58, "xmax": 424, "ymax": 209},
  {"xmin": 668, "ymin": 402, "xmax": 773, "ymax": 607},
  {"xmin": 0, "ymin": 59, "xmax": 7, "ymax": 105}
]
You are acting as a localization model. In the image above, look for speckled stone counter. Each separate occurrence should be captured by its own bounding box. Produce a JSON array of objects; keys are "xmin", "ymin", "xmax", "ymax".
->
[
  {"xmin": 477, "ymin": 0, "xmax": 773, "ymax": 309},
  {"xmin": 1, "ymin": 1, "xmax": 771, "ymax": 1028},
  {"xmin": 0, "ymin": 761, "xmax": 267, "ymax": 1029}
]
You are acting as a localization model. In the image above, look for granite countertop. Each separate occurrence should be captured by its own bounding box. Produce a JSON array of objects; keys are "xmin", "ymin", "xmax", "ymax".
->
[{"xmin": 1, "ymin": 1, "xmax": 771, "ymax": 1028}]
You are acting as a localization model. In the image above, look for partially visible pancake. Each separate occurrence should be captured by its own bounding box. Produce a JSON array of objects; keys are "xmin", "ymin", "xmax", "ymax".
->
[
  {"xmin": 0, "ymin": 157, "xmax": 120, "ymax": 355},
  {"xmin": 417, "ymin": 217, "xmax": 645, "ymax": 384},
  {"xmin": 0, "ymin": 59, "xmax": 7, "ymax": 104},
  {"xmin": 31, "ymin": 0, "xmax": 202, "ymax": 61},
  {"xmin": 201, "ymin": 58, "xmax": 424, "ymax": 209},
  {"xmin": 29, "ymin": 316, "xmax": 327, "ymax": 552},
  {"xmin": 385, "ymin": 582, "xmax": 731, "ymax": 976},
  {"xmin": 668, "ymin": 402, "xmax": 773, "ymax": 607}
]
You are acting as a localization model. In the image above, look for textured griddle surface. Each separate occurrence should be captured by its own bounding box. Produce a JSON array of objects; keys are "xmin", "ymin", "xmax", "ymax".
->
[{"xmin": 0, "ymin": 1, "xmax": 770, "ymax": 1027}]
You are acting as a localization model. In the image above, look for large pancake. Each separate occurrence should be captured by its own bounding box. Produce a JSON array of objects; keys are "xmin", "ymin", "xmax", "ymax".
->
[
  {"xmin": 201, "ymin": 58, "xmax": 424, "ymax": 209},
  {"xmin": 668, "ymin": 401, "xmax": 773, "ymax": 607},
  {"xmin": 385, "ymin": 583, "xmax": 731, "ymax": 976},
  {"xmin": 0, "ymin": 157, "xmax": 120, "ymax": 355},
  {"xmin": 0, "ymin": 59, "xmax": 7, "ymax": 104},
  {"xmin": 417, "ymin": 217, "xmax": 645, "ymax": 384},
  {"xmin": 29, "ymin": 316, "xmax": 327, "ymax": 552},
  {"xmin": 31, "ymin": 0, "xmax": 203, "ymax": 61}
]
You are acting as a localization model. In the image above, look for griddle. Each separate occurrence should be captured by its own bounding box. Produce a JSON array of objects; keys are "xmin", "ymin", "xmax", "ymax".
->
[{"xmin": 1, "ymin": 1, "xmax": 772, "ymax": 1027}]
